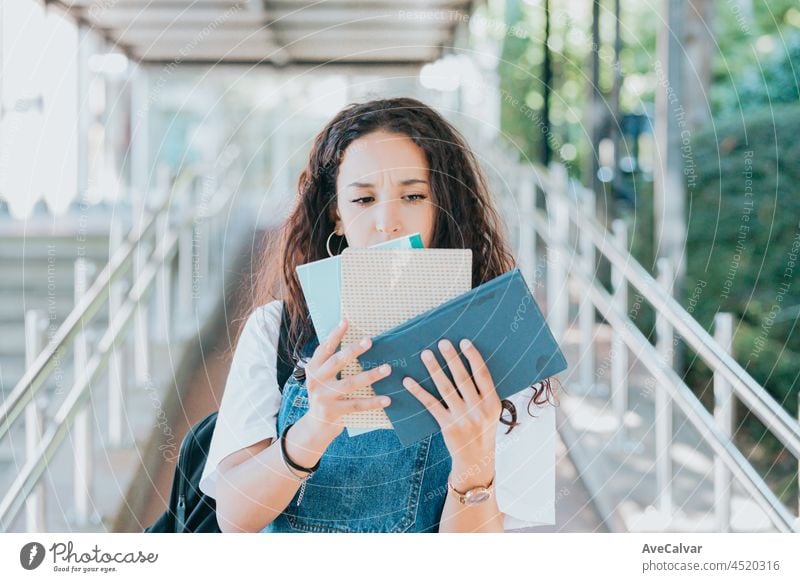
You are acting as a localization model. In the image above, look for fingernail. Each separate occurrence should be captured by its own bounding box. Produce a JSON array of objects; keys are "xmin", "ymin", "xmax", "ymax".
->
[
  {"xmin": 461, "ymin": 338, "xmax": 471, "ymax": 349},
  {"xmin": 380, "ymin": 364, "xmax": 391, "ymax": 373},
  {"xmin": 360, "ymin": 337, "xmax": 371, "ymax": 348},
  {"xmin": 339, "ymin": 319, "xmax": 346, "ymax": 328},
  {"xmin": 381, "ymin": 397, "xmax": 391, "ymax": 406}
]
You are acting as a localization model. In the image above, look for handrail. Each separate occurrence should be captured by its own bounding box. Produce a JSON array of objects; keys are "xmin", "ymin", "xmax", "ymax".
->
[
  {"xmin": 529, "ymin": 206, "xmax": 797, "ymax": 532},
  {"xmin": 0, "ymin": 146, "xmax": 242, "ymax": 531},
  {"xmin": 520, "ymin": 161, "xmax": 799, "ymax": 532},
  {"xmin": 0, "ymin": 196, "xmax": 167, "ymax": 443},
  {"xmin": 0, "ymin": 230, "xmax": 179, "ymax": 529},
  {"xmin": 0, "ymin": 147, "xmax": 243, "ymax": 445},
  {"xmin": 554, "ymin": 172, "xmax": 800, "ymax": 461},
  {"xmin": 453, "ymin": 125, "xmax": 798, "ymax": 530}
]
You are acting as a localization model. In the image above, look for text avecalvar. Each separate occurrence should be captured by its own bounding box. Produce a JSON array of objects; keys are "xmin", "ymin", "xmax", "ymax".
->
[{"xmin": 642, "ymin": 544, "xmax": 702, "ymax": 554}]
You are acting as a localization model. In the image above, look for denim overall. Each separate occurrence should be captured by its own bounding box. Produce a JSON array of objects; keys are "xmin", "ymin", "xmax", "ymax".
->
[{"xmin": 262, "ymin": 336, "xmax": 452, "ymax": 533}]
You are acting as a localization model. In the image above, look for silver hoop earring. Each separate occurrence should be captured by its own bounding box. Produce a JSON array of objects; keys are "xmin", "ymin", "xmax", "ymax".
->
[{"xmin": 326, "ymin": 231, "xmax": 338, "ymax": 257}]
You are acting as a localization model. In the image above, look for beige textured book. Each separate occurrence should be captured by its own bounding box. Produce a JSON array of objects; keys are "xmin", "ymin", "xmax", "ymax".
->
[{"xmin": 339, "ymin": 248, "xmax": 472, "ymax": 429}]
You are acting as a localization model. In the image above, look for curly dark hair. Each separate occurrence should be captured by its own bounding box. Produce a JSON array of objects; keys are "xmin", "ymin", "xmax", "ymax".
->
[{"xmin": 232, "ymin": 96, "xmax": 557, "ymax": 432}]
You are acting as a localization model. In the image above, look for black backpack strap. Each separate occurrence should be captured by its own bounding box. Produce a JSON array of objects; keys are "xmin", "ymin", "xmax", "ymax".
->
[
  {"xmin": 145, "ymin": 301, "xmax": 301, "ymax": 534},
  {"xmin": 178, "ymin": 412, "xmax": 220, "ymax": 532},
  {"xmin": 276, "ymin": 301, "xmax": 294, "ymax": 393}
]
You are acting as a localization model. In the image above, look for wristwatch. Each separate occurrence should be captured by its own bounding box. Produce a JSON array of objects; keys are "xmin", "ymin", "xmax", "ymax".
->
[{"xmin": 447, "ymin": 476, "xmax": 495, "ymax": 506}]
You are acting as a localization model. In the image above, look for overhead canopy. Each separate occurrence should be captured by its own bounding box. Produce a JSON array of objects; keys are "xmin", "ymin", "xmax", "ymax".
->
[{"xmin": 60, "ymin": 0, "xmax": 473, "ymax": 66}]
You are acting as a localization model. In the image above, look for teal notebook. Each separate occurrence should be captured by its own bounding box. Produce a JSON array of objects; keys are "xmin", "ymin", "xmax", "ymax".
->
[
  {"xmin": 296, "ymin": 233, "xmax": 423, "ymax": 344},
  {"xmin": 357, "ymin": 268, "xmax": 568, "ymax": 446}
]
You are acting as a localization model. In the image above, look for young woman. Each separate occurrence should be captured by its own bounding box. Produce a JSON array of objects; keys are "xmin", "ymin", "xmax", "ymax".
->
[{"xmin": 199, "ymin": 97, "xmax": 556, "ymax": 533}]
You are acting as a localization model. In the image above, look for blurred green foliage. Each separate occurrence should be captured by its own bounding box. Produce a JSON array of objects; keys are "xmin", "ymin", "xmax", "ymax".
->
[
  {"xmin": 496, "ymin": 0, "xmax": 800, "ymax": 500},
  {"xmin": 713, "ymin": 30, "xmax": 800, "ymax": 114},
  {"xmin": 684, "ymin": 103, "xmax": 800, "ymax": 423},
  {"xmin": 498, "ymin": 0, "xmax": 799, "ymax": 174}
]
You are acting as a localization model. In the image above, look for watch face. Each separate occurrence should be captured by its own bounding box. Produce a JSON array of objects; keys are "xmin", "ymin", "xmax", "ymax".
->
[{"xmin": 464, "ymin": 488, "xmax": 491, "ymax": 505}]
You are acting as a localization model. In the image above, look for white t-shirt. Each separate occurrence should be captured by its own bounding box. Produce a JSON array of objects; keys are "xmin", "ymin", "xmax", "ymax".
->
[{"xmin": 200, "ymin": 300, "xmax": 556, "ymax": 530}]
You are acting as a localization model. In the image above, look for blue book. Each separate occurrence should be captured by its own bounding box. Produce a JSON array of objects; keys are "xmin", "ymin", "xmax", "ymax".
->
[{"xmin": 356, "ymin": 268, "xmax": 568, "ymax": 447}]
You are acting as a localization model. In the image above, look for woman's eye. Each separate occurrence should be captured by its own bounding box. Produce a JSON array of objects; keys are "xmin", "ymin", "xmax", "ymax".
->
[{"xmin": 351, "ymin": 194, "xmax": 426, "ymax": 205}]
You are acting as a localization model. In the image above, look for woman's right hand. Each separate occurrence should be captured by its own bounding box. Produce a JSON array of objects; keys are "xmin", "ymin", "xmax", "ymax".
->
[{"xmin": 300, "ymin": 318, "xmax": 392, "ymax": 443}]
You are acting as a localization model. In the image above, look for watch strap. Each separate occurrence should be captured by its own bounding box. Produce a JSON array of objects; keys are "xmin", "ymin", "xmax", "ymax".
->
[{"xmin": 447, "ymin": 475, "xmax": 495, "ymax": 504}]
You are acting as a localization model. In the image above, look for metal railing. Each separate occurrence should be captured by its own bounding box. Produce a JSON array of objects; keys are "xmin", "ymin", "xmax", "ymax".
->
[
  {"xmin": 504, "ymin": 160, "xmax": 799, "ymax": 532},
  {"xmin": 458, "ymin": 121, "xmax": 799, "ymax": 531},
  {"xmin": 0, "ymin": 148, "xmax": 244, "ymax": 532}
]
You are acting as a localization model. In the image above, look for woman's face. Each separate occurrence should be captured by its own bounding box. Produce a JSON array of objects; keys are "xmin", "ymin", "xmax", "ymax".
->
[{"xmin": 334, "ymin": 130, "xmax": 437, "ymax": 249}]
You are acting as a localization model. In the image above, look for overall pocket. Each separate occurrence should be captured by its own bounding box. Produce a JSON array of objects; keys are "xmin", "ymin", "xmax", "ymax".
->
[{"xmin": 279, "ymin": 383, "xmax": 431, "ymax": 533}]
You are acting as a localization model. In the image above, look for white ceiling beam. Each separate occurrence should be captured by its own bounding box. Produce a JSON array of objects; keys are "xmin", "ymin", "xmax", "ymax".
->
[
  {"xmin": 63, "ymin": 1, "xmax": 245, "ymax": 8},
  {"xmin": 139, "ymin": 61, "xmax": 424, "ymax": 76},
  {"xmin": 113, "ymin": 27, "xmax": 273, "ymax": 45},
  {"xmin": 278, "ymin": 28, "xmax": 452, "ymax": 44},
  {"xmin": 133, "ymin": 36, "xmax": 443, "ymax": 54},
  {"xmin": 286, "ymin": 46, "xmax": 440, "ymax": 63},
  {"xmin": 135, "ymin": 38, "xmax": 441, "ymax": 62},
  {"xmin": 266, "ymin": 6, "xmax": 466, "ymax": 26},
  {"xmin": 85, "ymin": 8, "xmax": 261, "ymax": 29},
  {"xmin": 113, "ymin": 25, "xmax": 451, "ymax": 46},
  {"xmin": 135, "ymin": 48, "xmax": 292, "ymax": 62},
  {"xmin": 267, "ymin": 0, "xmax": 467, "ymax": 8}
]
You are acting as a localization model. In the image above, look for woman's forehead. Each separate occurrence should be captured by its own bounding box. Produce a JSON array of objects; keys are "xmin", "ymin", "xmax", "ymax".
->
[{"xmin": 338, "ymin": 132, "xmax": 429, "ymax": 181}]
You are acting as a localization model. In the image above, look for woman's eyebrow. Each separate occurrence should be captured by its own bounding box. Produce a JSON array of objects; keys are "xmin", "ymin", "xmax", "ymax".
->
[{"xmin": 347, "ymin": 178, "xmax": 429, "ymax": 188}]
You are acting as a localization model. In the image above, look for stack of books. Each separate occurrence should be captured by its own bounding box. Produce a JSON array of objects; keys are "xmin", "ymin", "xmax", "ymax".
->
[{"xmin": 296, "ymin": 234, "xmax": 567, "ymax": 446}]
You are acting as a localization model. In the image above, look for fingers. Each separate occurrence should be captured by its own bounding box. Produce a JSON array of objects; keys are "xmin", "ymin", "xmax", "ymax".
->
[
  {"xmin": 335, "ymin": 395, "xmax": 392, "ymax": 416},
  {"xmin": 309, "ymin": 318, "xmax": 349, "ymax": 370},
  {"xmin": 437, "ymin": 339, "xmax": 481, "ymax": 407},
  {"xmin": 459, "ymin": 339, "xmax": 498, "ymax": 402},
  {"xmin": 308, "ymin": 318, "xmax": 375, "ymax": 390},
  {"xmin": 317, "ymin": 333, "xmax": 374, "ymax": 381},
  {"xmin": 419, "ymin": 348, "xmax": 463, "ymax": 412},
  {"xmin": 332, "ymin": 363, "xmax": 392, "ymax": 397},
  {"xmin": 402, "ymin": 376, "xmax": 447, "ymax": 425}
]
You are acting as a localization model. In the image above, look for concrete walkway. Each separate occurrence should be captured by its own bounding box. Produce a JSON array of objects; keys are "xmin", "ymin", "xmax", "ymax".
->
[{"xmin": 554, "ymin": 322, "xmax": 780, "ymax": 532}]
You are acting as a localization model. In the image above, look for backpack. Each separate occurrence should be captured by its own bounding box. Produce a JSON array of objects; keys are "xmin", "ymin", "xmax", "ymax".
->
[{"xmin": 144, "ymin": 303, "xmax": 296, "ymax": 533}]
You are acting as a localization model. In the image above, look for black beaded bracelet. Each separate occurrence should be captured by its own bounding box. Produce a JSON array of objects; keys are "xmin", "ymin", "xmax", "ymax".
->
[{"xmin": 280, "ymin": 422, "xmax": 320, "ymax": 475}]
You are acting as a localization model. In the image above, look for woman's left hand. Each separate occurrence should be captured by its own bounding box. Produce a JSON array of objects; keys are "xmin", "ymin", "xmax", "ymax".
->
[{"xmin": 402, "ymin": 338, "xmax": 502, "ymax": 479}]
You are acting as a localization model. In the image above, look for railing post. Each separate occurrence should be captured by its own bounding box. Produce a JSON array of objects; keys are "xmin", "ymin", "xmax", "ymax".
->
[
  {"xmin": 73, "ymin": 258, "xmax": 96, "ymax": 527},
  {"xmin": 546, "ymin": 162, "xmax": 569, "ymax": 344},
  {"xmin": 107, "ymin": 218, "xmax": 127, "ymax": 447},
  {"xmin": 206, "ymin": 207, "xmax": 217, "ymax": 287},
  {"xmin": 196, "ymin": 210, "xmax": 210, "ymax": 318},
  {"xmin": 134, "ymin": 238, "xmax": 151, "ymax": 389},
  {"xmin": 611, "ymin": 219, "xmax": 630, "ymax": 438},
  {"xmin": 130, "ymin": 66, "xmax": 149, "ymax": 214},
  {"xmin": 178, "ymin": 220, "xmax": 195, "ymax": 339},
  {"xmin": 208, "ymin": 195, "xmax": 223, "ymax": 286},
  {"xmin": 713, "ymin": 312, "xmax": 734, "ymax": 532},
  {"xmin": 174, "ymin": 176, "xmax": 194, "ymax": 340},
  {"xmin": 517, "ymin": 164, "xmax": 536, "ymax": 291},
  {"xmin": 24, "ymin": 309, "xmax": 47, "ymax": 532},
  {"xmin": 655, "ymin": 257, "xmax": 674, "ymax": 516},
  {"xmin": 155, "ymin": 211, "xmax": 172, "ymax": 344},
  {"xmin": 578, "ymin": 187, "xmax": 596, "ymax": 393}
]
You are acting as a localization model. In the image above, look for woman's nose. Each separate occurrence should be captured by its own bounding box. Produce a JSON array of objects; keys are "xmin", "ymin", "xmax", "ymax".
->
[
  {"xmin": 375, "ymin": 201, "xmax": 402, "ymax": 233},
  {"xmin": 376, "ymin": 221, "xmax": 401, "ymax": 233}
]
